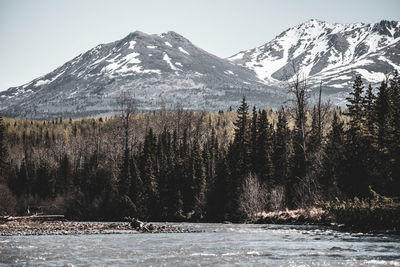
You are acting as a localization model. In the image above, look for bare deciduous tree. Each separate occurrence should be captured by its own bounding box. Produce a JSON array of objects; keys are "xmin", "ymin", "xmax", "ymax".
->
[
  {"xmin": 117, "ymin": 90, "xmax": 137, "ymax": 153},
  {"xmin": 238, "ymin": 173, "xmax": 267, "ymax": 222},
  {"xmin": 268, "ymin": 186, "xmax": 285, "ymax": 211},
  {"xmin": 287, "ymin": 62, "xmax": 310, "ymax": 158}
]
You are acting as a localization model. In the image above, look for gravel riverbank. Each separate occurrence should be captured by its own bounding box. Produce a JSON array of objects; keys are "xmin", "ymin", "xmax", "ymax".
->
[{"xmin": 0, "ymin": 219, "xmax": 197, "ymax": 236}]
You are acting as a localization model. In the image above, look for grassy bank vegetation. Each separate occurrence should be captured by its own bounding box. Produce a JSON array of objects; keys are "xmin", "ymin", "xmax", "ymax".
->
[{"xmin": 317, "ymin": 187, "xmax": 400, "ymax": 231}]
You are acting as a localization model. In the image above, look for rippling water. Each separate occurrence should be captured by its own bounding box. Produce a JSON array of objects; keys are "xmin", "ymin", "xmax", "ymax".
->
[{"xmin": 1, "ymin": 223, "xmax": 399, "ymax": 266}]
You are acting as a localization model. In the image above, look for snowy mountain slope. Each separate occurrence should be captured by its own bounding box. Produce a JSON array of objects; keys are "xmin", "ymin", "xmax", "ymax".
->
[
  {"xmin": 229, "ymin": 20, "xmax": 400, "ymax": 89},
  {"xmin": 0, "ymin": 31, "xmax": 276, "ymax": 118},
  {"xmin": 1, "ymin": 20, "xmax": 399, "ymax": 119}
]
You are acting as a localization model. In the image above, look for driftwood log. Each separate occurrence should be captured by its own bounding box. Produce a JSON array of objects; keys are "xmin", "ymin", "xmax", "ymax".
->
[
  {"xmin": 126, "ymin": 217, "xmax": 197, "ymax": 233},
  {"xmin": 0, "ymin": 215, "xmax": 65, "ymax": 223}
]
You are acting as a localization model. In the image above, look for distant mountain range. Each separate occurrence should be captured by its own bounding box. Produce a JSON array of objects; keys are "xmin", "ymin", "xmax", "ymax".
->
[{"xmin": 1, "ymin": 19, "xmax": 399, "ymax": 118}]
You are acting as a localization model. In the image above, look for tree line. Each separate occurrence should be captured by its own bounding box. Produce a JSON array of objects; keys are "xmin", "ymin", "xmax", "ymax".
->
[{"xmin": 0, "ymin": 72, "xmax": 399, "ymax": 222}]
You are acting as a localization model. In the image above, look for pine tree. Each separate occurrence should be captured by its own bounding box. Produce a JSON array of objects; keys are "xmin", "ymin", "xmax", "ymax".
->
[
  {"xmin": 228, "ymin": 96, "xmax": 251, "ymax": 217},
  {"xmin": 128, "ymin": 157, "xmax": 143, "ymax": 215},
  {"xmin": 321, "ymin": 111, "xmax": 345, "ymax": 198},
  {"xmin": 346, "ymin": 75, "xmax": 365, "ymax": 134},
  {"xmin": 0, "ymin": 117, "xmax": 8, "ymax": 183},
  {"xmin": 308, "ymin": 106, "xmax": 322, "ymax": 155},
  {"xmin": 56, "ymin": 154, "xmax": 72, "ymax": 194},
  {"xmin": 375, "ymin": 81, "xmax": 391, "ymax": 149},
  {"xmin": 307, "ymin": 106, "xmax": 324, "ymax": 196},
  {"xmin": 273, "ymin": 108, "xmax": 291, "ymax": 187},
  {"xmin": 387, "ymin": 71, "xmax": 400, "ymax": 196},
  {"xmin": 188, "ymin": 141, "xmax": 206, "ymax": 219},
  {"xmin": 168, "ymin": 145, "xmax": 184, "ymax": 220},
  {"xmin": 250, "ymin": 106, "xmax": 258, "ymax": 172},
  {"xmin": 370, "ymin": 80, "xmax": 392, "ymax": 192},
  {"xmin": 364, "ymin": 84, "xmax": 376, "ymax": 135},
  {"xmin": 35, "ymin": 161, "xmax": 54, "ymax": 199},
  {"xmin": 342, "ymin": 76, "xmax": 371, "ymax": 197},
  {"xmin": 140, "ymin": 128, "xmax": 159, "ymax": 220},
  {"xmin": 118, "ymin": 146, "xmax": 131, "ymax": 196},
  {"xmin": 207, "ymin": 152, "xmax": 230, "ymax": 221},
  {"xmin": 233, "ymin": 96, "xmax": 251, "ymax": 172},
  {"xmin": 156, "ymin": 129, "xmax": 169, "ymax": 219},
  {"xmin": 256, "ymin": 109, "xmax": 274, "ymax": 186}
]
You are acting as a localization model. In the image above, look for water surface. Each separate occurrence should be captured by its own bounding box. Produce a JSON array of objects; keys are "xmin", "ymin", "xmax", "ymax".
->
[{"xmin": 1, "ymin": 223, "xmax": 399, "ymax": 266}]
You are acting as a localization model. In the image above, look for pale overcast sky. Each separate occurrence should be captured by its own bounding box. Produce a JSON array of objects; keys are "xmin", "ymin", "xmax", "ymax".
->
[{"xmin": 0, "ymin": 0, "xmax": 399, "ymax": 91}]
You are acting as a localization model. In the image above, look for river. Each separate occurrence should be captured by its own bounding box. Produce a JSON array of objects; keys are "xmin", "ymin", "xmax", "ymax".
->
[{"xmin": 1, "ymin": 223, "xmax": 399, "ymax": 266}]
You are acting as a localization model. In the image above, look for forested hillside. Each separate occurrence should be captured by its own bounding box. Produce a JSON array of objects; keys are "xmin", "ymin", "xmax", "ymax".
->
[{"xmin": 0, "ymin": 72, "xmax": 399, "ymax": 222}]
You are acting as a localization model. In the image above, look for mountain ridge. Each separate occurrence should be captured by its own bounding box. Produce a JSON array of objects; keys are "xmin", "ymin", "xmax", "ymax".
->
[
  {"xmin": 0, "ymin": 30, "xmax": 271, "ymax": 118},
  {"xmin": 1, "ymin": 19, "xmax": 399, "ymax": 118},
  {"xmin": 229, "ymin": 19, "xmax": 400, "ymax": 88}
]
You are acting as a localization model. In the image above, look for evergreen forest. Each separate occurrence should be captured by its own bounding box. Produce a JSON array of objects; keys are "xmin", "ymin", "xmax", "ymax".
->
[{"xmin": 0, "ymin": 73, "xmax": 399, "ymax": 223}]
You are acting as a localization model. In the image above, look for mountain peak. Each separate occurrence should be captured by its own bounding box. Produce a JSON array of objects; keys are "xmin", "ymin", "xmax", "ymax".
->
[
  {"xmin": 163, "ymin": 31, "xmax": 182, "ymax": 37},
  {"xmin": 0, "ymin": 29, "xmax": 264, "ymax": 118},
  {"xmin": 230, "ymin": 19, "xmax": 400, "ymax": 89},
  {"xmin": 373, "ymin": 20, "xmax": 400, "ymax": 37},
  {"xmin": 160, "ymin": 31, "xmax": 191, "ymax": 44},
  {"xmin": 303, "ymin": 18, "xmax": 327, "ymax": 25},
  {"xmin": 124, "ymin": 30, "xmax": 150, "ymax": 40},
  {"xmin": 377, "ymin": 20, "xmax": 399, "ymax": 27}
]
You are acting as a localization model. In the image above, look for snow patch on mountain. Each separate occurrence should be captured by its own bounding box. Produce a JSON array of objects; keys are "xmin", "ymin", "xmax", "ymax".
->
[
  {"xmin": 128, "ymin": 41, "xmax": 136, "ymax": 49},
  {"xmin": 163, "ymin": 53, "xmax": 179, "ymax": 72},
  {"xmin": 179, "ymin": 47, "xmax": 190, "ymax": 55},
  {"xmin": 34, "ymin": 71, "xmax": 65, "ymax": 87}
]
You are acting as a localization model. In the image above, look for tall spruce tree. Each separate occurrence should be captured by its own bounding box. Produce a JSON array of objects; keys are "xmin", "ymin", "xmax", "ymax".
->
[
  {"xmin": 388, "ymin": 71, "xmax": 400, "ymax": 196},
  {"xmin": 228, "ymin": 96, "xmax": 251, "ymax": 218},
  {"xmin": 321, "ymin": 111, "xmax": 345, "ymax": 198},
  {"xmin": 0, "ymin": 117, "xmax": 8, "ymax": 183},
  {"xmin": 118, "ymin": 145, "xmax": 131, "ymax": 196},
  {"xmin": 207, "ymin": 152, "xmax": 230, "ymax": 221},
  {"xmin": 364, "ymin": 84, "xmax": 376, "ymax": 135},
  {"xmin": 232, "ymin": 96, "xmax": 251, "ymax": 172},
  {"xmin": 140, "ymin": 128, "xmax": 160, "ymax": 220},
  {"xmin": 289, "ymin": 88, "xmax": 308, "ymax": 208},
  {"xmin": 372, "ymin": 80, "xmax": 392, "ymax": 192},
  {"xmin": 375, "ymin": 81, "xmax": 391, "ymax": 150},
  {"xmin": 190, "ymin": 141, "xmax": 206, "ymax": 219},
  {"xmin": 250, "ymin": 106, "xmax": 258, "ymax": 173},
  {"xmin": 256, "ymin": 109, "xmax": 274, "ymax": 186},
  {"xmin": 346, "ymin": 75, "xmax": 365, "ymax": 133},
  {"xmin": 56, "ymin": 154, "xmax": 72, "ymax": 194},
  {"xmin": 342, "ymin": 76, "xmax": 372, "ymax": 197},
  {"xmin": 273, "ymin": 108, "xmax": 291, "ymax": 188}
]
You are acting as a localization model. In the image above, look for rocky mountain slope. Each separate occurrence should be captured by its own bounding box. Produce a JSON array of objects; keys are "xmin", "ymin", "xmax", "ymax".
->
[
  {"xmin": 0, "ymin": 31, "xmax": 276, "ymax": 118},
  {"xmin": 1, "ymin": 20, "xmax": 399, "ymax": 118},
  {"xmin": 229, "ymin": 19, "xmax": 400, "ymax": 104}
]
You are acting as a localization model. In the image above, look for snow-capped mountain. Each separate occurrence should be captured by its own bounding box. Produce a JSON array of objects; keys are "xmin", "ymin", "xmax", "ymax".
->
[
  {"xmin": 1, "ymin": 20, "xmax": 399, "ymax": 118},
  {"xmin": 0, "ymin": 31, "xmax": 277, "ymax": 118},
  {"xmin": 229, "ymin": 19, "xmax": 400, "ymax": 91}
]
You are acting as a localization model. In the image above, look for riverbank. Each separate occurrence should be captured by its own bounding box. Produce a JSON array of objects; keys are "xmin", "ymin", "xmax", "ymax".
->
[
  {"xmin": 256, "ymin": 207, "xmax": 333, "ymax": 225},
  {"xmin": 255, "ymin": 207, "xmax": 399, "ymax": 234},
  {"xmin": 1, "ymin": 205, "xmax": 399, "ymax": 236},
  {"xmin": 0, "ymin": 217, "xmax": 197, "ymax": 236}
]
